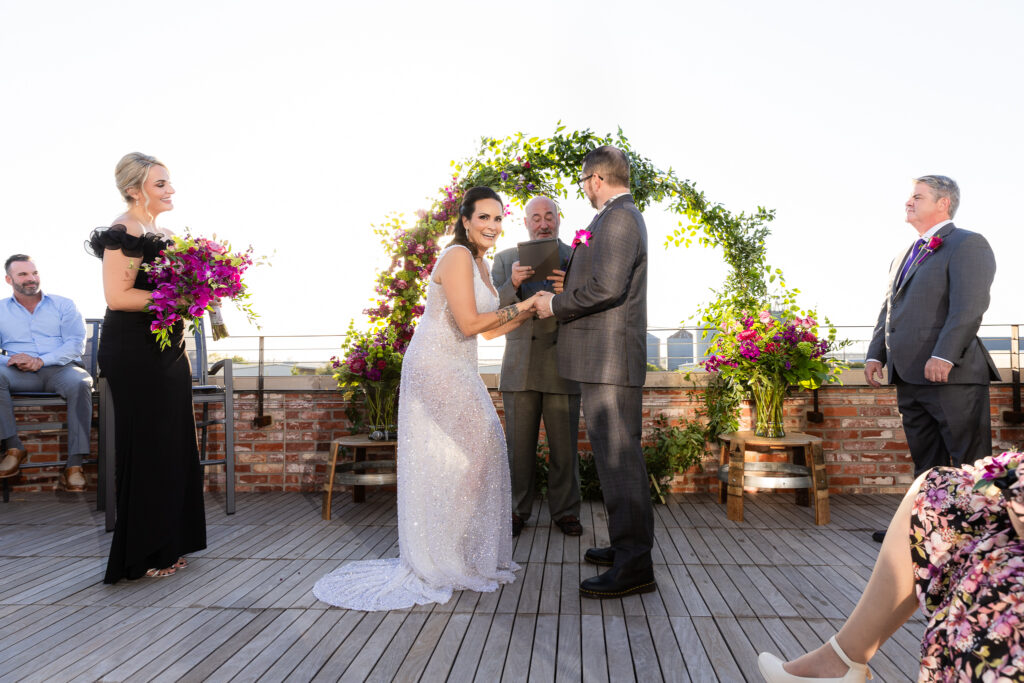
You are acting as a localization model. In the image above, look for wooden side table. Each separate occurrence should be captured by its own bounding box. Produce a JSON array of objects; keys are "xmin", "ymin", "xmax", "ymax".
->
[
  {"xmin": 322, "ymin": 434, "xmax": 397, "ymax": 520},
  {"xmin": 716, "ymin": 430, "xmax": 830, "ymax": 525}
]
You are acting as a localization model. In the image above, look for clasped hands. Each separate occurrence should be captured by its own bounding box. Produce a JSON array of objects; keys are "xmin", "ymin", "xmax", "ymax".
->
[
  {"xmin": 515, "ymin": 291, "xmax": 555, "ymax": 319},
  {"xmin": 5, "ymin": 353, "xmax": 43, "ymax": 372}
]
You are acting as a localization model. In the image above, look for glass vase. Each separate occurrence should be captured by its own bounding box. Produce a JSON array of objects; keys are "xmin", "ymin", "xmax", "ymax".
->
[
  {"xmin": 750, "ymin": 379, "xmax": 786, "ymax": 438},
  {"xmin": 361, "ymin": 380, "xmax": 399, "ymax": 440}
]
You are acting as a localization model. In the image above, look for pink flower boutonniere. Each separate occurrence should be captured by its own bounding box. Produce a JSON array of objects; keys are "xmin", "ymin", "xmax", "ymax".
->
[
  {"xmin": 906, "ymin": 235, "xmax": 944, "ymax": 274},
  {"xmin": 572, "ymin": 229, "xmax": 592, "ymax": 248}
]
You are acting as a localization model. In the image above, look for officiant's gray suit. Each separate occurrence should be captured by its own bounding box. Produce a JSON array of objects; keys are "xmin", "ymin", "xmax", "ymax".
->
[
  {"xmin": 492, "ymin": 240, "xmax": 581, "ymax": 523},
  {"xmin": 551, "ymin": 194, "xmax": 653, "ymax": 577},
  {"xmin": 866, "ymin": 222, "xmax": 998, "ymax": 473}
]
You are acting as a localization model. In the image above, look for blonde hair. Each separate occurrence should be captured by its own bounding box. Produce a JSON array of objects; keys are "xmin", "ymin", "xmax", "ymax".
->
[{"xmin": 115, "ymin": 152, "xmax": 167, "ymax": 214}]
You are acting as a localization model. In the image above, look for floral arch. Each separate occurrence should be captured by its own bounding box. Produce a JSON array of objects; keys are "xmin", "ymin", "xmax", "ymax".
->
[{"xmin": 361, "ymin": 124, "xmax": 785, "ymax": 347}]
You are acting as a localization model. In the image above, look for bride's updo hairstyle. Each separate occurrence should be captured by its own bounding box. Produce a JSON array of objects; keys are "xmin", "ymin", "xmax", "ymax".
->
[
  {"xmin": 115, "ymin": 152, "xmax": 167, "ymax": 215},
  {"xmin": 450, "ymin": 186, "xmax": 502, "ymax": 258}
]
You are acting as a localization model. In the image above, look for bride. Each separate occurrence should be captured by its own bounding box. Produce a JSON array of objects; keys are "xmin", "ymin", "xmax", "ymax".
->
[{"xmin": 314, "ymin": 187, "xmax": 540, "ymax": 611}]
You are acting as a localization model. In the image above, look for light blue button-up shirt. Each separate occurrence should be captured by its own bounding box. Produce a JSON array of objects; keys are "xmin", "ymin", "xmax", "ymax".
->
[{"xmin": 0, "ymin": 293, "xmax": 85, "ymax": 367}]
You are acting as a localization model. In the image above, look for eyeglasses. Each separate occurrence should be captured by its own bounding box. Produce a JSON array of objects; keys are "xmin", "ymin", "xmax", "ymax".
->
[{"xmin": 576, "ymin": 173, "xmax": 602, "ymax": 189}]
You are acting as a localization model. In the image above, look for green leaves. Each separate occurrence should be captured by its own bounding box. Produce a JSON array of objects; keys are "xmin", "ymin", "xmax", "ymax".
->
[{"xmin": 643, "ymin": 414, "xmax": 708, "ymax": 502}]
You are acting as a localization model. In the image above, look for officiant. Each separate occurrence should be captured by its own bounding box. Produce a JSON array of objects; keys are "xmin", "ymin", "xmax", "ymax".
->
[{"xmin": 491, "ymin": 196, "xmax": 582, "ymax": 538}]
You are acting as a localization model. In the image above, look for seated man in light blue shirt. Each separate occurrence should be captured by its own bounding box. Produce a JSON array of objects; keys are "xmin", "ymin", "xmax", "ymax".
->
[{"xmin": 0, "ymin": 254, "xmax": 94, "ymax": 491}]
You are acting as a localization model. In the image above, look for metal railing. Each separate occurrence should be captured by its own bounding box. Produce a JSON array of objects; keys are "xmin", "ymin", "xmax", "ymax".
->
[{"xmin": 203, "ymin": 324, "xmax": 1021, "ymax": 374}]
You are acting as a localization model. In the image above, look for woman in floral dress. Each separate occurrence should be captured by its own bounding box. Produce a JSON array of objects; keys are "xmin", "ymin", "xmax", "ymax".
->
[{"xmin": 758, "ymin": 451, "xmax": 1024, "ymax": 682}]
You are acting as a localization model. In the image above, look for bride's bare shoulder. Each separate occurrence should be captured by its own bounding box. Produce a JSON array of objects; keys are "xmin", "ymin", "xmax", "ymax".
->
[{"xmin": 433, "ymin": 245, "xmax": 472, "ymax": 284}]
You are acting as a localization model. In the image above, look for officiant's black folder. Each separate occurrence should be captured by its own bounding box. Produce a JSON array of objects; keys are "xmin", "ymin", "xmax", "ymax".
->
[{"xmin": 517, "ymin": 238, "xmax": 560, "ymax": 283}]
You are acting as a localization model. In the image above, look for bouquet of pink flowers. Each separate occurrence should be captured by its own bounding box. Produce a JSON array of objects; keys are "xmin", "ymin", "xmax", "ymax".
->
[
  {"xmin": 703, "ymin": 309, "xmax": 844, "ymax": 390},
  {"xmin": 143, "ymin": 233, "xmax": 259, "ymax": 350},
  {"xmin": 330, "ymin": 322, "xmax": 406, "ymax": 389},
  {"xmin": 331, "ymin": 322, "xmax": 407, "ymax": 431},
  {"xmin": 703, "ymin": 308, "xmax": 847, "ymax": 437}
]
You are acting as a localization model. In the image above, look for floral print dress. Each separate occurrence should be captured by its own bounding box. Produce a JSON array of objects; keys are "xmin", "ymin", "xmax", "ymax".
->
[{"xmin": 911, "ymin": 452, "xmax": 1024, "ymax": 681}]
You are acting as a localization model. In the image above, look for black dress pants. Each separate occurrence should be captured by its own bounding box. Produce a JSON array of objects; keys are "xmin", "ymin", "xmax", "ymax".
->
[
  {"xmin": 579, "ymin": 382, "xmax": 653, "ymax": 577},
  {"xmin": 895, "ymin": 379, "xmax": 992, "ymax": 476}
]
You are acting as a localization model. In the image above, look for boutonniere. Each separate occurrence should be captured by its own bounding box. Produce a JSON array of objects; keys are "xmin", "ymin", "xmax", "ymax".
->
[
  {"xmin": 907, "ymin": 235, "xmax": 944, "ymax": 273},
  {"xmin": 572, "ymin": 229, "xmax": 592, "ymax": 248}
]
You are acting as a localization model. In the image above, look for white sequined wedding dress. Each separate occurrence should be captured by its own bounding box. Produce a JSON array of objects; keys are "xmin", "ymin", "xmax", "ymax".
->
[{"xmin": 314, "ymin": 245, "xmax": 519, "ymax": 611}]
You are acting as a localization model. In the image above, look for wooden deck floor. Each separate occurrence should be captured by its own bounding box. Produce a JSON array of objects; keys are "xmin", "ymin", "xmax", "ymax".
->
[{"xmin": 0, "ymin": 489, "xmax": 924, "ymax": 682}]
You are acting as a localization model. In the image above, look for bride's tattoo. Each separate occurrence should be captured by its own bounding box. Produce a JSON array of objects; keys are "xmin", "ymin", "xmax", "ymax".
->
[{"xmin": 496, "ymin": 305, "xmax": 519, "ymax": 325}]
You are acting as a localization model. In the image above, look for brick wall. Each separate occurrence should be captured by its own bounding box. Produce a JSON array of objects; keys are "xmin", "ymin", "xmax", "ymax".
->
[
  {"xmin": 3, "ymin": 404, "xmax": 101, "ymax": 491},
  {"xmin": 6, "ymin": 381, "xmax": 1023, "ymax": 496}
]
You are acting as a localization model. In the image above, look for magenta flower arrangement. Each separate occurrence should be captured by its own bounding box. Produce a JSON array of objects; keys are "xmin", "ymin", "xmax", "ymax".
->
[
  {"xmin": 703, "ymin": 309, "xmax": 845, "ymax": 436},
  {"xmin": 144, "ymin": 233, "xmax": 259, "ymax": 350},
  {"xmin": 331, "ymin": 322, "xmax": 407, "ymax": 429}
]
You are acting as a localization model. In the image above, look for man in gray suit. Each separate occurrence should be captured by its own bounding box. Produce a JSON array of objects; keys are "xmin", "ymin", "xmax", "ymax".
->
[
  {"xmin": 535, "ymin": 146, "xmax": 655, "ymax": 599},
  {"xmin": 866, "ymin": 175, "xmax": 998, "ymax": 539},
  {"xmin": 492, "ymin": 196, "xmax": 582, "ymax": 538}
]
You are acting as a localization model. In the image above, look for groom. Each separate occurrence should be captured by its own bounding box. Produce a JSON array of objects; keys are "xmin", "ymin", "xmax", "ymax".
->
[{"xmin": 535, "ymin": 146, "xmax": 655, "ymax": 599}]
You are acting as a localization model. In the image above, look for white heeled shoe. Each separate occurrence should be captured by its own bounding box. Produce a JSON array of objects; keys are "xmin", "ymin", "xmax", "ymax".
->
[{"xmin": 757, "ymin": 636, "xmax": 871, "ymax": 682}]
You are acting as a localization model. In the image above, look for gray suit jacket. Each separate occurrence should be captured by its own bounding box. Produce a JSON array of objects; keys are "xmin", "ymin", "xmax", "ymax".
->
[
  {"xmin": 551, "ymin": 194, "xmax": 648, "ymax": 387},
  {"xmin": 492, "ymin": 240, "xmax": 580, "ymax": 394},
  {"xmin": 866, "ymin": 223, "xmax": 998, "ymax": 385}
]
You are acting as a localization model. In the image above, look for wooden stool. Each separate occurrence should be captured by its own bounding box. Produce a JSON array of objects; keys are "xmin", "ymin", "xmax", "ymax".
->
[
  {"xmin": 716, "ymin": 431, "xmax": 830, "ymax": 525},
  {"xmin": 322, "ymin": 434, "xmax": 397, "ymax": 520}
]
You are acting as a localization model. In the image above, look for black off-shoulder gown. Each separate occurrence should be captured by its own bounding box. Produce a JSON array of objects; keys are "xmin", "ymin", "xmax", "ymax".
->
[{"xmin": 88, "ymin": 225, "xmax": 207, "ymax": 584}]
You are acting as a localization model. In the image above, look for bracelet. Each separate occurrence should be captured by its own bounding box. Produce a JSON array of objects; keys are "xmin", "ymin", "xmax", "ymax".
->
[{"xmin": 496, "ymin": 305, "xmax": 519, "ymax": 325}]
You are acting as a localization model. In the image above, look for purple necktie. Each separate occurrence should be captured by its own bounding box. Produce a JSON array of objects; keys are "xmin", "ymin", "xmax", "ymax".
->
[{"xmin": 896, "ymin": 238, "xmax": 925, "ymax": 289}]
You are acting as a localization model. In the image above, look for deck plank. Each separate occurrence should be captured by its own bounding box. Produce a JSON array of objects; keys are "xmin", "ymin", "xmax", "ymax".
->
[
  {"xmin": 501, "ymin": 613, "xmax": 536, "ymax": 682},
  {"xmin": 413, "ymin": 610, "xmax": 468, "ymax": 679},
  {"xmin": 446, "ymin": 612, "xmax": 491, "ymax": 681},
  {"xmin": 579, "ymin": 613, "xmax": 609, "ymax": 683},
  {"xmin": 475, "ymin": 612, "xmax": 514, "ymax": 681}
]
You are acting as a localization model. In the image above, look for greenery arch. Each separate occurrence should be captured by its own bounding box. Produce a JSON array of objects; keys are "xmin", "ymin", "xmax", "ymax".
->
[{"xmin": 359, "ymin": 123, "xmax": 792, "ymax": 347}]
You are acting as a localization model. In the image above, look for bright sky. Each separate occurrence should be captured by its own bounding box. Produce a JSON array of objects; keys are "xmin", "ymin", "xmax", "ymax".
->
[{"xmin": 2, "ymin": 1, "xmax": 1021, "ymax": 351}]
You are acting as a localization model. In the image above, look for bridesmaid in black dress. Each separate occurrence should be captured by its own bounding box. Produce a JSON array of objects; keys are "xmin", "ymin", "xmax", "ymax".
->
[{"xmin": 87, "ymin": 152, "xmax": 206, "ymax": 583}]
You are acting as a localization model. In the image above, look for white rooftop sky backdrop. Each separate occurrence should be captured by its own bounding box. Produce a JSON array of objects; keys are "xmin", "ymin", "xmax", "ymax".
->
[{"xmin": 1, "ymin": 0, "xmax": 1020, "ymax": 345}]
